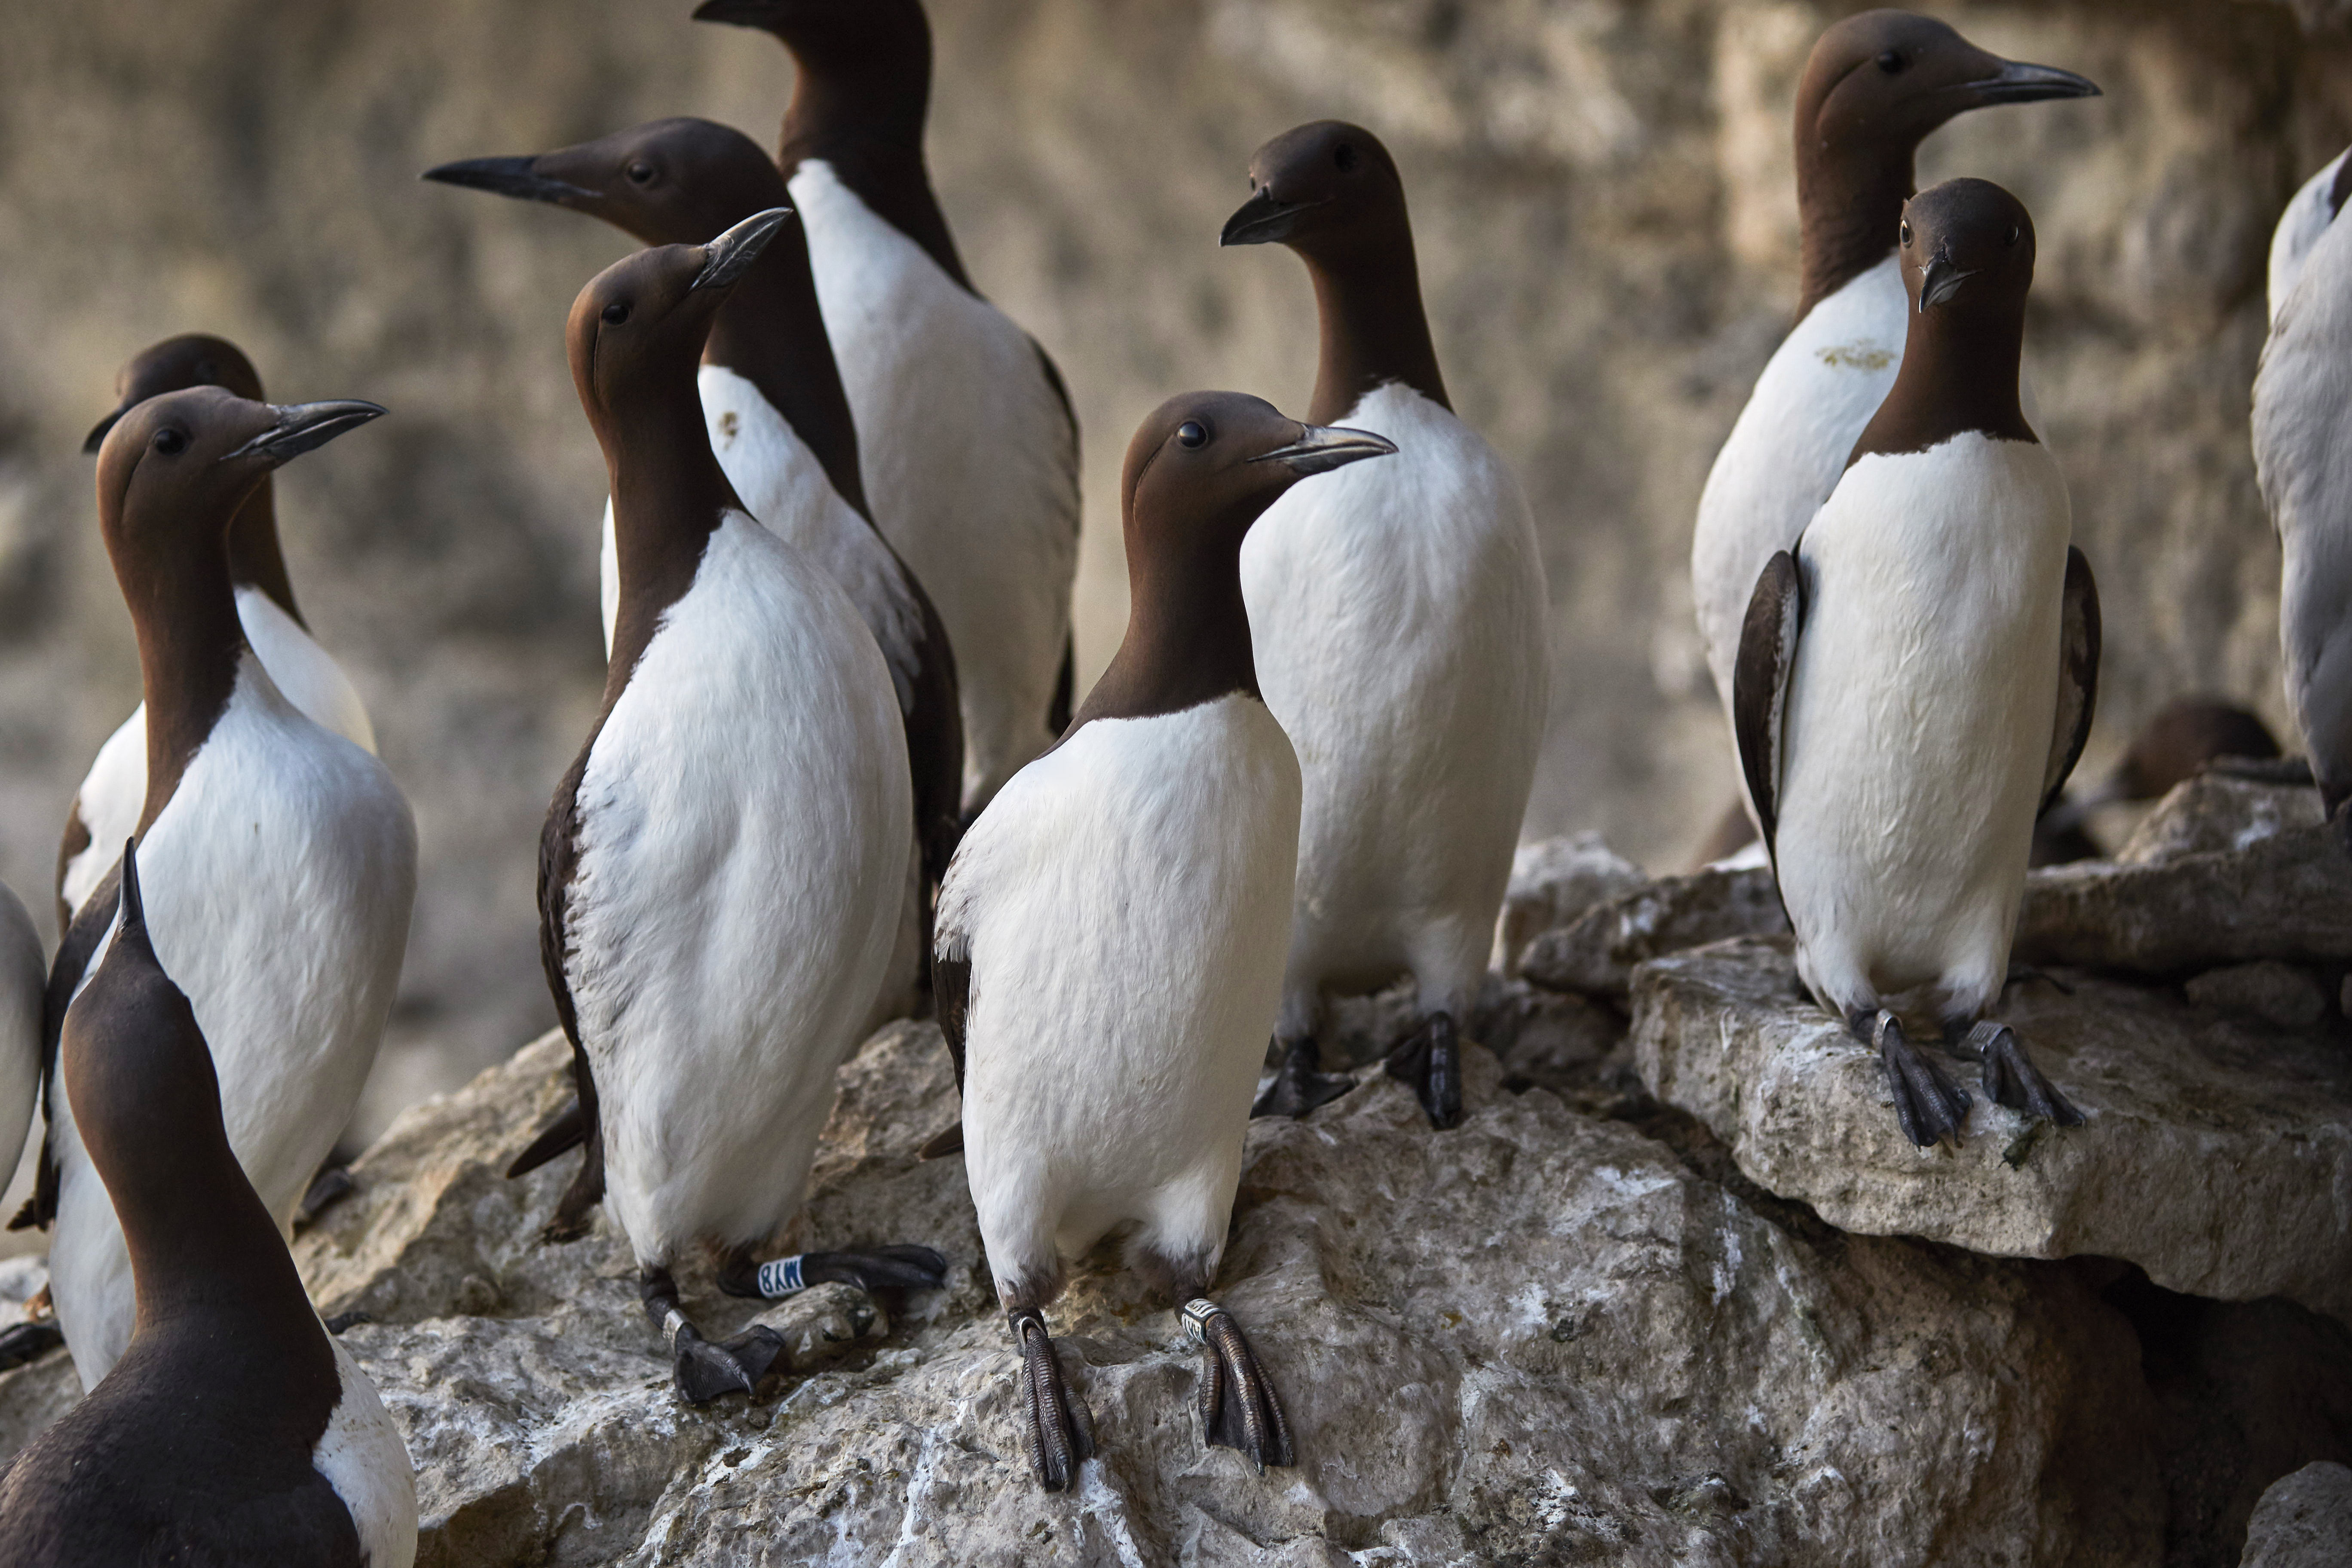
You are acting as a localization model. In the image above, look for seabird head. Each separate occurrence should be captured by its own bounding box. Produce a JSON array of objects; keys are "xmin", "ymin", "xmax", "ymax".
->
[
  {"xmin": 424, "ymin": 118, "xmax": 789, "ymax": 251},
  {"xmin": 1220, "ymin": 120, "xmax": 1406, "ymax": 256},
  {"xmin": 1899, "ymin": 178, "xmax": 2034, "ymax": 315},
  {"xmin": 83, "ymin": 334, "xmax": 264, "ymax": 455},
  {"xmin": 1798, "ymin": 11, "xmax": 2098, "ymax": 157},
  {"xmin": 565, "ymin": 209, "xmax": 791, "ymax": 421},
  {"xmin": 1122, "ymin": 391, "xmax": 1395, "ymax": 558},
  {"xmin": 94, "ymin": 387, "xmax": 382, "ymax": 564},
  {"xmin": 60, "ymin": 838, "xmax": 227, "ymax": 1203}
]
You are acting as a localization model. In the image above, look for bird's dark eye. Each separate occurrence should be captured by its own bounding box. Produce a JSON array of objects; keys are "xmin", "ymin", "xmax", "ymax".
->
[
  {"xmin": 1898, "ymin": 219, "xmax": 1913, "ymax": 248},
  {"xmin": 1177, "ymin": 421, "xmax": 1208, "ymax": 449},
  {"xmin": 602, "ymin": 302, "xmax": 630, "ymax": 325},
  {"xmin": 1876, "ymin": 50, "xmax": 1904, "ymax": 73},
  {"xmin": 626, "ymin": 161, "xmax": 655, "ymax": 185},
  {"xmin": 152, "ymin": 428, "xmax": 187, "ymax": 456},
  {"xmin": 1334, "ymin": 142, "xmax": 1358, "ymax": 172},
  {"xmin": 2004, "ymin": 223, "xmax": 2021, "ymax": 247}
]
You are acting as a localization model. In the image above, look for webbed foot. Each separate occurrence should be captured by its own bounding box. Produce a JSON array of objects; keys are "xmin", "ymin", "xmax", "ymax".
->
[
  {"xmin": 1867, "ymin": 1010, "xmax": 1970, "ymax": 1147},
  {"xmin": 719, "ymin": 1245, "xmax": 949, "ymax": 1300},
  {"xmin": 323, "ymin": 1311, "xmax": 373, "ymax": 1335},
  {"xmin": 671, "ymin": 1323, "xmax": 786, "ymax": 1404},
  {"xmin": 1251, "ymin": 1036, "xmax": 1354, "ymax": 1121},
  {"xmin": 1182, "ymin": 1298, "xmax": 1295, "ymax": 1473},
  {"xmin": 1384, "ymin": 1012, "xmax": 1463, "ymax": 1130},
  {"xmin": 1011, "ymin": 1307, "xmax": 1094, "ymax": 1492},
  {"xmin": 1969, "ymin": 1020, "xmax": 2085, "ymax": 1126},
  {"xmin": 0, "ymin": 1321, "xmax": 62, "ymax": 1371}
]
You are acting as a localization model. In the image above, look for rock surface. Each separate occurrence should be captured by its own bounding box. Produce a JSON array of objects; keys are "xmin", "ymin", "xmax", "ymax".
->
[
  {"xmin": 1519, "ymin": 865, "xmax": 1788, "ymax": 1000},
  {"xmin": 2239, "ymin": 1462, "xmax": 2352, "ymax": 1567},
  {"xmin": 1630, "ymin": 939, "xmax": 2352, "ymax": 1329},
  {"xmin": 1491, "ymin": 832, "xmax": 1649, "ymax": 977}
]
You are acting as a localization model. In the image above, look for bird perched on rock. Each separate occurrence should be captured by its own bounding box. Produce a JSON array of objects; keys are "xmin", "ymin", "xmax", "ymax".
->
[
  {"xmin": 1219, "ymin": 120, "xmax": 1549, "ymax": 1130},
  {"xmin": 425, "ymin": 117, "xmax": 961, "ymax": 1028},
  {"xmin": 1734, "ymin": 178, "xmax": 2097, "ymax": 1147},
  {"xmin": 695, "ymin": 0, "xmax": 1079, "ymax": 816},
  {"xmin": 939, "ymin": 391, "xmax": 1392, "ymax": 1491},
  {"xmin": 2033, "ymin": 698, "xmax": 2279, "ymax": 863},
  {"xmin": 15, "ymin": 384, "xmax": 414, "ymax": 1391},
  {"xmin": 1691, "ymin": 11, "xmax": 2096, "ymax": 840},
  {"xmin": 537, "ymin": 212, "xmax": 945, "ymax": 1404},
  {"xmin": 58, "ymin": 335, "xmax": 377, "ymax": 935},
  {"xmin": 0, "ymin": 843, "xmax": 416, "ymax": 1568},
  {"xmin": 2254, "ymin": 144, "xmax": 2352, "ymax": 847}
]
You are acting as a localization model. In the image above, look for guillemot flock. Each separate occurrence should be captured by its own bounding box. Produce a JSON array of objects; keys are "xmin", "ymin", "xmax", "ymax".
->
[{"xmin": 0, "ymin": 4, "xmax": 2339, "ymax": 1559}]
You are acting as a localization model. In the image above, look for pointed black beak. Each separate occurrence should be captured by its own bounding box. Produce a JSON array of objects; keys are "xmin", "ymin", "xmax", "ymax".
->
[
  {"xmin": 692, "ymin": 208, "xmax": 792, "ymax": 292},
  {"xmin": 222, "ymin": 401, "xmax": 387, "ymax": 467},
  {"xmin": 83, "ymin": 404, "xmax": 131, "ymax": 455},
  {"xmin": 1960, "ymin": 58, "xmax": 2100, "ymax": 107},
  {"xmin": 1918, "ymin": 253, "xmax": 1975, "ymax": 311},
  {"xmin": 422, "ymin": 154, "xmax": 598, "ymax": 206},
  {"xmin": 1220, "ymin": 188, "xmax": 1322, "ymax": 248},
  {"xmin": 1250, "ymin": 423, "xmax": 1398, "ymax": 476}
]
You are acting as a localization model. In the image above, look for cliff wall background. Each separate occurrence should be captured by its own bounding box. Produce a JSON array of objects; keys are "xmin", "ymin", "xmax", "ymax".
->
[{"xmin": 0, "ymin": 0, "xmax": 2345, "ymax": 1142}]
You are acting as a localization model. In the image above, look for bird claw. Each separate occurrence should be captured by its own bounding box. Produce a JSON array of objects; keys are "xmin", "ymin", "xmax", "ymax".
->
[
  {"xmin": 1013, "ymin": 1309, "xmax": 1094, "ymax": 1492},
  {"xmin": 1969, "ymin": 1021, "xmax": 2085, "ymax": 1127},
  {"xmin": 1384, "ymin": 1013, "xmax": 1463, "ymax": 1130},
  {"xmin": 1182, "ymin": 1298, "xmax": 1295, "ymax": 1473},
  {"xmin": 672, "ymin": 1326, "xmax": 785, "ymax": 1404},
  {"xmin": 0, "ymin": 1321, "xmax": 62, "ymax": 1372},
  {"xmin": 1251, "ymin": 1037, "xmax": 1354, "ymax": 1121},
  {"xmin": 1871, "ymin": 1011, "xmax": 1970, "ymax": 1147}
]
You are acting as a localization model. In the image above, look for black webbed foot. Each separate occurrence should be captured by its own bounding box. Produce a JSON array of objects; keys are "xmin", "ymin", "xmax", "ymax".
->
[
  {"xmin": 1182, "ymin": 1298, "xmax": 1295, "ymax": 1473},
  {"xmin": 1866, "ymin": 1010, "xmax": 1969, "ymax": 1147},
  {"xmin": 293, "ymin": 1165, "xmax": 356, "ymax": 1234},
  {"xmin": 0, "ymin": 1320, "xmax": 62, "ymax": 1371},
  {"xmin": 1969, "ymin": 1021, "xmax": 2085, "ymax": 1127},
  {"xmin": 670, "ymin": 1323, "xmax": 787, "ymax": 1404},
  {"xmin": 1384, "ymin": 1012, "xmax": 1463, "ymax": 1130},
  {"xmin": 718, "ymin": 1245, "xmax": 950, "ymax": 1300},
  {"xmin": 1251, "ymin": 1036, "xmax": 1354, "ymax": 1121},
  {"xmin": 323, "ymin": 1311, "xmax": 373, "ymax": 1335},
  {"xmin": 1011, "ymin": 1308, "xmax": 1094, "ymax": 1492}
]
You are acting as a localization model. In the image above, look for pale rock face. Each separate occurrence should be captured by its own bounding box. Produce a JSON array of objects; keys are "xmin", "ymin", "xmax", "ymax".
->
[{"xmin": 2240, "ymin": 1462, "xmax": 2352, "ymax": 1568}]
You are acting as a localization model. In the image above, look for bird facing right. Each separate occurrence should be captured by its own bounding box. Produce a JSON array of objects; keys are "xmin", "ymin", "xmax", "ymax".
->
[
  {"xmin": 939, "ymin": 392, "xmax": 1394, "ymax": 1492},
  {"xmin": 1734, "ymin": 178, "xmax": 2098, "ymax": 1148}
]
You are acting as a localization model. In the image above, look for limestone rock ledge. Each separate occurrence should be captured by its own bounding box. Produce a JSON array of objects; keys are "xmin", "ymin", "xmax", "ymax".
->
[
  {"xmin": 0, "ymin": 1017, "xmax": 2185, "ymax": 1565},
  {"xmin": 1630, "ymin": 939, "xmax": 2352, "ymax": 1328}
]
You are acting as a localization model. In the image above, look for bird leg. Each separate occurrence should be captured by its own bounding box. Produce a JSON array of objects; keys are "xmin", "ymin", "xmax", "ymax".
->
[
  {"xmin": 1858, "ymin": 1008, "xmax": 1969, "ymax": 1147},
  {"xmin": 1384, "ymin": 1010, "xmax": 1464, "ymax": 1129},
  {"xmin": 0, "ymin": 1321, "xmax": 61, "ymax": 1372},
  {"xmin": 1960, "ymin": 1019, "xmax": 2085, "ymax": 1127},
  {"xmin": 642, "ymin": 1265, "xmax": 784, "ymax": 1404},
  {"xmin": 716, "ymin": 1244, "xmax": 949, "ymax": 1300},
  {"xmin": 1009, "ymin": 1306, "xmax": 1094, "ymax": 1492},
  {"xmin": 1250, "ymin": 1034, "xmax": 1354, "ymax": 1121},
  {"xmin": 1181, "ymin": 1298, "xmax": 1295, "ymax": 1473},
  {"xmin": 293, "ymin": 1162, "xmax": 357, "ymax": 1233}
]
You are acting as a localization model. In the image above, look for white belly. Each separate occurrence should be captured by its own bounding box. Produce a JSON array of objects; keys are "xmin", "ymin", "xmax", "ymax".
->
[
  {"xmin": 51, "ymin": 656, "xmax": 416, "ymax": 1388},
  {"xmin": 946, "ymin": 697, "xmax": 1299, "ymax": 1298},
  {"xmin": 562, "ymin": 514, "xmax": 911, "ymax": 1264},
  {"xmin": 791, "ymin": 159, "xmax": 1079, "ymax": 812},
  {"xmin": 1240, "ymin": 383, "xmax": 1550, "ymax": 1027},
  {"xmin": 1773, "ymin": 435, "xmax": 2070, "ymax": 1019},
  {"xmin": 61, "ymin": 586, "xmax": 375, "ymax": 924}
]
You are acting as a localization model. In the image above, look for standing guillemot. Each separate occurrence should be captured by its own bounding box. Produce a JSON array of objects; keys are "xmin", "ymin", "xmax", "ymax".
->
[
  {"xmin": 58, "ymin": 334, "xmax": 377, "ymax": 934},
  {"xmin": 1735, "ymin": 179, "xmax": 2096, "ymax": 1146},
  {"xmin": 1219, "ymin": 120, "xmax": 1550, "ymax": 1130},
  {"xmin": 425, "ymin": 118, "xmax": 962, "ymax": 1026},
  {"xmin": 940, "ymin": 392, "xmax": 1393, "ymax": 1490},
  {"xmin": 13, "ymin": 386, "xmax": 415, "ymax": 1390},
  {"xmin": 536, "ymin": 213, "xmax": 945, "ymax": 1404},
  {"xmin": 1691, "ymin": 12, "xmax": 2096, "ymax": 827},
  {"xmin": 0, "ymin": 883, "xmax": 49, "ymax": 1371},
  {"xmin": 0, "ymin": 842, "xmax": 415, "ymax": 1568},
  {"xmin": 2255, "ymin": 144, "xmax": 2352, "ymax": 842},
  {"xmin": 694, "ymin": 0, "xmax": 1080, "ymax": 817}
]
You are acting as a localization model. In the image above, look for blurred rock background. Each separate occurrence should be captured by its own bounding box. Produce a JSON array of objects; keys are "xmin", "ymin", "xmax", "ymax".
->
[{"xmin": 0, "ymin": 0, "xmax": 2344, "ymax": 1152}]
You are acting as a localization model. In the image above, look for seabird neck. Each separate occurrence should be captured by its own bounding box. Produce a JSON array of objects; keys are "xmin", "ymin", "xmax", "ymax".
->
[
  {"xmin": 1299, "ymin": 245, "xmax": 1449, "ymax": 427},
  {"xmin": 116, "ymin": 1115, "xmax": 320, "ymax": 1347},
  {"xmin": 602, "ymin": 386, "xmax": 740, "ymax": 690},
  {"xmin": 776, "ymin": 38, "xmax": 971, "ymax": 289},
  {"xmin": 1795, "ymin": 139, "xmax": 1915, "ymax": 323},
  {"xmin": 1072, "ymin": 544, "xmax": 1257, "ymax": 729},
  {"xmin": 224, "ymin": 478, "xmax": 303, "ymax": 627},
  {"xmin": 123, "ymin": 536, "xmax": 246, "ymax": 834},
  {"xmin": 1849, "ymin": 302, "xmax": 2031, "ymax": 463},
  {"xmin": 701, "ymin": 235, "xmax": 872, "ymax": 517}
]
